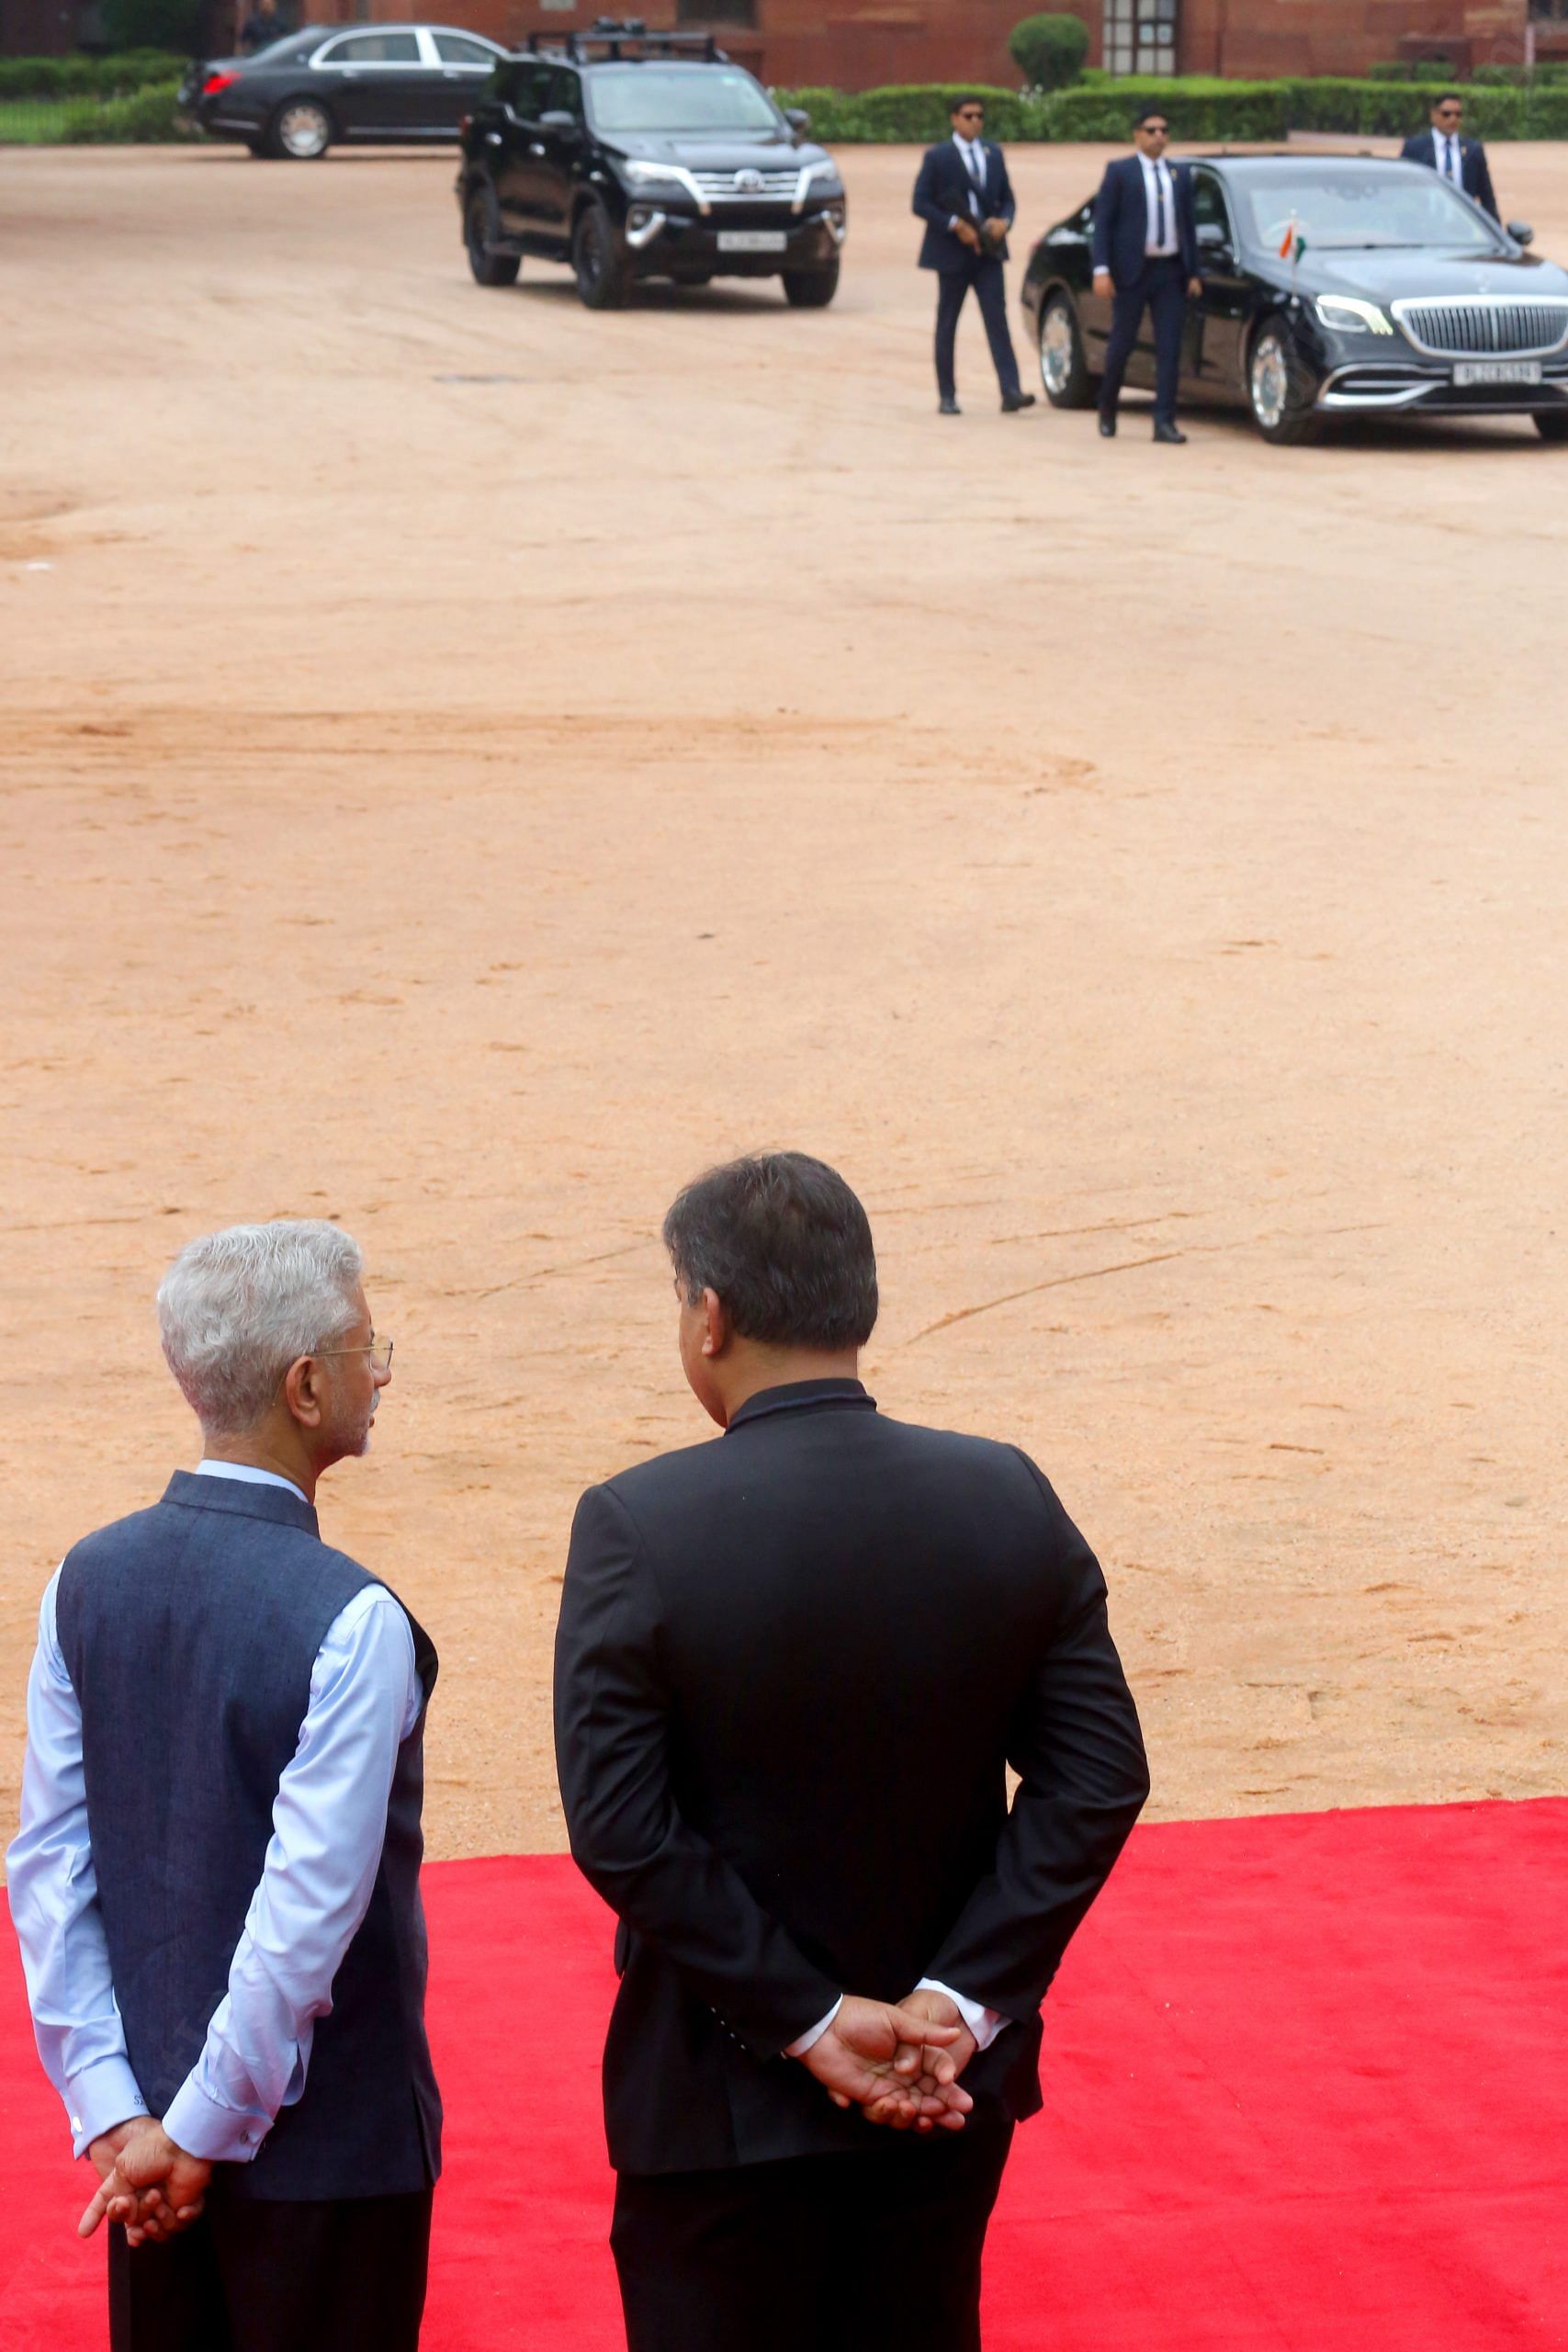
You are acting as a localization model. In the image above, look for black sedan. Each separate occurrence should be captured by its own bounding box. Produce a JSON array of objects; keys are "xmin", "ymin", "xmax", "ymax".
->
[
  {"xmin": 1021, "ymin": 154, "xmax": 1568, "ymax": 444},
  {"xmin": 181, "ymin": 22, "xmax": 508, "ymax": 158}
]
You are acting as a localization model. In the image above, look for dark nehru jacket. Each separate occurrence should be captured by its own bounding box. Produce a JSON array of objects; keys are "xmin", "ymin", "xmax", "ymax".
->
[
  {"xmin": 556, "ymin": 1380, "xmax": 1149, "ymax": 2177},
  {"xmin": 54, "ymin": 1470, "xmax": 441, "ymax": 2201}
]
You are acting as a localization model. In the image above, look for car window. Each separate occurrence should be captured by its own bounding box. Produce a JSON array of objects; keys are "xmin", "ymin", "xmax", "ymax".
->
[
  {"xmin": 434, "ymin": 32, "xmax": 495, "ymax": 65},
  {"xmin": 496, "ymin": 62, "xmax": 545, "ymax": 114},
  {"xmin": 322, "ymin": 31, "xmax": 422, "ymax": 64},
  {"xmin": 1191, "ymin": 170, "xmax": 1233, "ymax": 243},
  {"xmin": 585, "ymin": 63, "xmax": 778, "ymax": 134},
  {"xmin": 544, "ymin": 67, "xmax": 582, "ymax": 118},
  {"xmin": 253, "ymin": 30, "xmax": 326, "ymax": 62},
  {"xmin": 1231, "ymin": 165, "xmax": 1501, "ymax": 254}
]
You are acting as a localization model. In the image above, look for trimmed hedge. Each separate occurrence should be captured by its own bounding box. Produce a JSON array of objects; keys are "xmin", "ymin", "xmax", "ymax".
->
[
  {"xmin": 783, "ymin": 83, "xmax": 1037, "ymax": 142},
  {"xmin": 61, "ymin": 77, "xmax": 194, "ymax": 141},
  {"xmin": 778, "ymin": 74, "xmax": 1568, "ymax": 143},
  {"xmin": 0, "ymin": 51, "xmax": 184, "ymax": 101}
]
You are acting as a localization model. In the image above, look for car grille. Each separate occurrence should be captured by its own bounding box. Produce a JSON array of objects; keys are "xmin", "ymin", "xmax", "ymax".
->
[
  {"xmin": 688, "ymin": 168, "xmax": 801, "ymax": 201},
  {"xmin": 1392, "ymin": 298, "xmax": 1568, "ymax": 357}
]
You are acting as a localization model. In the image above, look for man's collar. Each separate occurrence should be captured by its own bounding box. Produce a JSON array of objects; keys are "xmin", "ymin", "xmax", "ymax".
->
[
  {"xmin": 725, "ymin": 1378, "xmax": 876, "ymax": 1435},
  {"xmin": 163, "ymin": 1466, "xmax": 320, "ymax": 1535}
]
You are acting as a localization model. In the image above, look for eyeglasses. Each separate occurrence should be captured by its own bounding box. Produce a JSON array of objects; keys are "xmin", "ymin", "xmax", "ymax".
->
[
  {"xmin": 1140, "ymin": 123, "xmax": 1169, "ymax": 136},
  {"xmin": 956, "ymin": 110, "xmax": 984, "ymax": 120},
  {"xmin": 1437, "ymin": 107, "xmax": 1462, "ymax": 119},
  {"xmin": 318, "ymin": 1336, "xmax": 394, "ymax": 1374}
]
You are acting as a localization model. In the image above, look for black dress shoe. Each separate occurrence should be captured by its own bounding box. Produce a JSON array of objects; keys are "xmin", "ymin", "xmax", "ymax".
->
[
  {"xmin": 1153, "ymin": 421, "xmax": 1188, "ymax": 443},
  {"xmin": 1098, "ymin": 413, "xmax": 1116, "ymax": 436},
  {"xmin": 1000, "ymin": 389, "xmax": 1036, "ymax": 413},
  {"xmin": 939, "ymin": 396, "xmax": 961, "ymax": 415}
]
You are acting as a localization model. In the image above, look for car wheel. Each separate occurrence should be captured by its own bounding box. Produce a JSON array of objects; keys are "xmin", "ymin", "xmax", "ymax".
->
[
  {"xmin": 1533, "ymin": 410, "xmax": 1568, "ymax": 443},
  {"xmin": 571, "ymin": 200, "xmax": 630, "ymax": 311},
  {"xmin": 1248, "ymin": 317, "xmax": 1320, "ymax": 445},
  {"xmin": 265, "ymin": 98, "xmax": 333, "ymax": 161},
  {"xmin": 465, "ymin": 190, "xmax": 520, "ymax": 288},
  {"xmin": 1038, "ymin": 289, "xmax": 1091, "ymax": 409},
  {"xmin": 782, "ymin": 264, "xmax": 840, "ymax": 308}
]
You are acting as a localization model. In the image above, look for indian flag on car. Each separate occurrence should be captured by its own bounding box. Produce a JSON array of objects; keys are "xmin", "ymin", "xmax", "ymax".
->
[{"xmin": 1278, "ymin": 216, "xmax": 1306, "ymax": 263}]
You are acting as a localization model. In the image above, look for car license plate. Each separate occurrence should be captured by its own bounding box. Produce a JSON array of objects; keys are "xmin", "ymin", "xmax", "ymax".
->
[
  {"xmin": 1452, "ymin": 360, "xmax": 1541, "ymax": 386},
  {"xmin": 717, "ymin": 231, "xmax": 787, "ymax": 254}
]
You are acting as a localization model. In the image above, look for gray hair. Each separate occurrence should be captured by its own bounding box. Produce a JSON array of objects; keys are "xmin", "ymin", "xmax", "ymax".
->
[{"xmin": 157, "ymin": 1220, "xmax": 365, "ymax": 1435}]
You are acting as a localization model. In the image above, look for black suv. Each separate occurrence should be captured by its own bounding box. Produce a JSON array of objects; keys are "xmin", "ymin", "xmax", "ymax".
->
[{"xmin": 455, "ymin": 21, "xmax": 846, "ymax": 309}]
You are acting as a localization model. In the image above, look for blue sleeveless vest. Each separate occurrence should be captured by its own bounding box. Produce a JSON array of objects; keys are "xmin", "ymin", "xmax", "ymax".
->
[{"xmin": 54, "ymin": 1471, "xmax": 441, "ymax": 2200}]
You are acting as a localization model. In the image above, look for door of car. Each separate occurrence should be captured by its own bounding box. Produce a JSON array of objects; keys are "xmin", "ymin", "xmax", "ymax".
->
[
  {"xmin": 1190, "ymin": 166, "xmax": 1249, "ymax": 397},
  {"xmin": 490, "ymin": 61, "xmax": 551, "ymax": 235},
  {"xmin": 1076, "ymin": 194, "xmax": 1157, "ymax": 388},
  {"xmin": 427, "ymin": 29, "xmax": 501, "ymax": 136},
  {"xmin": 312, "ymin": 29, "xmax": 428, "ymax": 137},
  {"xmin": 531, "ymin": 65, "xmax": 583, "ymax": 243}
]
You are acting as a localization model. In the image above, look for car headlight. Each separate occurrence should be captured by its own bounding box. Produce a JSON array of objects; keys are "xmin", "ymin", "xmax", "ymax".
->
[
  {"xmin": 800, "ymin": 158, "xmax": 841, "ymax": 194},
  {"xmin": 618, "ymin": 159, "xmax": 688, "ymax": 190},
  {"xmin": 1314, "ymin": 295, "xmax": 1393, "ymax": 337}
]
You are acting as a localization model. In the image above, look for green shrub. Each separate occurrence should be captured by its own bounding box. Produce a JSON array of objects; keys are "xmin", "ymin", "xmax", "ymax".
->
[
  {"xmin": 0, "ymin": 50, "xmax": 185, "ymax": 100},
  {"xmin": 1008, "ymin": 14, "xmax": 1089, "ymax": 93},
  {"xmin": 61, "ymin": 76, "xmax": 194, "ymax": 141},
  {"xmin": 100, "ymin": 0, "xmax": 200, "ymax": 54},
  {"xmin": 1043, "ymin": 76, "xmax": 1292, "ymax": 141},
  {"xmin": 775, "ymin": 82, "xmax": 1041, "ymax": 143}
]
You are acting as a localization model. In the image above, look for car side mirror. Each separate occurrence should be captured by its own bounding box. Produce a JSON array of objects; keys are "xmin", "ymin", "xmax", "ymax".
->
[
  {"xmin": 1506, "ymin": 220, "xmax": 1534, "ymax": 247},
  {"xmin": 784, "ymin": 106, "xmax": 810, "ymax": 135},
  {"xmin": 538, "ymin": 108, "xmax": 578, "ymax": 135}
]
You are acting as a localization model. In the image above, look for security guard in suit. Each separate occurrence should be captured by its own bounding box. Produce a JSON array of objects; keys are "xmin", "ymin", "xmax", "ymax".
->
[
  {"xmin": 1400, "ymin": 93, "xmax": 1499, "ymax": 221},
  {"xmin": 912, "ymin": 94, "xmax": 1035, "ymax": 416}
]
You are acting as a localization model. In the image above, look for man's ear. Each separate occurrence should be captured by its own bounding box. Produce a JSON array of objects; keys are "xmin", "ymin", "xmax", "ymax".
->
[
  {"xmin": 701, "ymin": 1288, "xmax": 730, "ymax": 1361},
  {"xmin": 280, "ymin": 1355, "xmax": 325, "ymax": 1429}
]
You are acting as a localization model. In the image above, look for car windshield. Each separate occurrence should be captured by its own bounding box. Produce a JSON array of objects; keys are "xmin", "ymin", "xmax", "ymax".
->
[
  {"xmin": 1230, "ymin": 164, "xmax": 1504, "ymax": 254},
  {"xmin": 586, "ymin": 64, "xmax": 780, "ymax": 135}
]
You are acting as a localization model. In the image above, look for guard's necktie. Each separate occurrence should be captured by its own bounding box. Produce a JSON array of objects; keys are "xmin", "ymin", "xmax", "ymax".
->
[
  {"xmin": 1155, "ymin": 163, "xmax": 1168, "ymax": 249},
  {"xmin": 1447, "ymin": 136, "xmax": 1459, "ymax": 184},
  {"xmin": 966, "ymin": 141, "xmax": 984, "ymax": 189}
]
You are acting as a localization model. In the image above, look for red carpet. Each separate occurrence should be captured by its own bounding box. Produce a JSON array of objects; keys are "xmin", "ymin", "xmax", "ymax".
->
[{"xmin": 2, "ymin": 1799, "xmax": 1563, "ymax": 2349}]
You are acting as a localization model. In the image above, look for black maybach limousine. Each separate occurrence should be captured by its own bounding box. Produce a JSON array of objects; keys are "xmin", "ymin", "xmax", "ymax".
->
[
  {"xmin": 1021, "ymin": 153, "xmax": 1568, "ymax": 443},
  {"xmin": 455, "ymin": 21, "xmax": 846, "ymax": 309}
]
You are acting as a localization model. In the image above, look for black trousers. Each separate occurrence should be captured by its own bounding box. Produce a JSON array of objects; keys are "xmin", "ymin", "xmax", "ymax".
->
[
  {"xmin": 933, "ymin": 257, "xmax": 1021, "ymax": 401},
  {"xmin": 107, "ymin": 2180, "xmax": 434, "ymax": 2352},
  {"xmin": 1099, "ymin": 254, "xmax": 1188, "ymax": 427},
  {"xmin": 612, "ymin": 2113, "xmax": 1014, "ymax": 2352}
]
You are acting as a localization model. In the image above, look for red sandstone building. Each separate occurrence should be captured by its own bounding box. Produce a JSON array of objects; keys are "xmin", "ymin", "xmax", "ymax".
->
[
  {"xmin": 367, "ymin": 0, "xmax": 1564, "ymax": 84},
  {"xmin": 10, "ymin": 0, "xmax": 1568, "ymax": 75}
]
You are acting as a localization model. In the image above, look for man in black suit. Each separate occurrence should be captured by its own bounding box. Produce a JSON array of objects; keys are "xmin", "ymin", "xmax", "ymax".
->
[
  {"xmin": 1401, "ymin": 92, "xmax": 1499, "ymax": 220},
  {"xmin": 555, "ymin": 1150, "xmax": 1149, "ymax": 2352},
  {"xmin": 912, "ymin": 94, "xmax": 1035, "ymax": 416},
  {"xmin": 1091, "ymin": 102, "xmax": 1203, "ymax": 443}
]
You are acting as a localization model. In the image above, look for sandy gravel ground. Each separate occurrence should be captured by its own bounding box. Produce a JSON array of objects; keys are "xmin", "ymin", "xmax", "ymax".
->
[{"xmin": 3, "ymin": 141, "xmax": 1565, "ymax": 1857}]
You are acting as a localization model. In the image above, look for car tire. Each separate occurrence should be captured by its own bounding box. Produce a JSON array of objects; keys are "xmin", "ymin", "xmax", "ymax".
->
[
  {"xmin": 1038, "ymin": 288, "xmax": 1092, "ymax": 409},
  {"xmin": 1247, "ymin": 316, "xmax": 1321, "ymax": 445},
  {"xmin": 1533, "ymin": 409, "xmax": 1568, "ymax": 443},
  {"xmin": 571, "ymin": 200, "xmax": 630, "ymax": 311},
  {"xmin": 265, "ymin": 97, "xmax": 333, "ymax": 161},
  {"xmin": 782, "ymin": 265, "xmax": 840, "ymax": 308},
  {"xmin": 465, "ymin": 189, "xmax": 520, "ymax": 288}
]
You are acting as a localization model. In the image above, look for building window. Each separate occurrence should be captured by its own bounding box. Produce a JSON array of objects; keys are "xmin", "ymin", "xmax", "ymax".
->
[
  {"xmin": 676, "ymin": 0, "xmax": 759, "ymax": 23},
  {"xmin": 1102, "ymin": 0, "xmax": 1179, "ymax": 74}
]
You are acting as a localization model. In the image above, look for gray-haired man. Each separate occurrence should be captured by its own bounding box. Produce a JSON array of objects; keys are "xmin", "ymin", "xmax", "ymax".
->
[{"xmin": 7, "ymin": 1221, "xmax": 441, "ymax": 2352}]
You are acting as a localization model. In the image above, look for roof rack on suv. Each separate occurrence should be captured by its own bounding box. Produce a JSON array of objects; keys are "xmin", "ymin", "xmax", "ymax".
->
[{"xmin": 522, "ymin": 17, "xmax": 730, "ymax": 62}]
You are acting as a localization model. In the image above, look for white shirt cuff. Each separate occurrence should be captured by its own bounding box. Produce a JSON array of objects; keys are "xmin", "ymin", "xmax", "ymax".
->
[
  {"xmin": 915, "ymin": 1978, "xmax": 1010, "ymax": 2053},
  {"xmin": 784, "ymin": 1995, "xmax": 843, "ymax": 2057},
  {"xmin": 163, "ymin": 2070, "xmax": 269, "ymax": 2165},
  {"xmin": 64, "ymin": 2055, "xmax": 149, "ymax": 2159}
]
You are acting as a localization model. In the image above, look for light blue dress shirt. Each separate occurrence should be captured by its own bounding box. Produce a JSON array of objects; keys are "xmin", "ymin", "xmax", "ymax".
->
[{"xmin": 6, "ymin": 1462, "xmax": 420, "ymax": 2165}]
